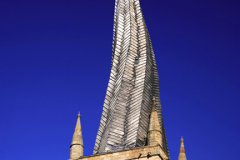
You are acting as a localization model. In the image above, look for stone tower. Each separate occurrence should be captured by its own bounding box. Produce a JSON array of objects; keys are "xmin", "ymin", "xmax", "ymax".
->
[
  {"xmin": 178, "ymin": 137, "xmax": 187, "ymax": 160},
  {"xmin": 70, "ymin": 112, "xmax": 84, "ymax": 159},
  {"xmin": 69, "ymin": 99, "xmax": 170, "ymax": 160},
  {"xmin": 93, "ymin": 0, "xmax": 169, "ymax": 156}
]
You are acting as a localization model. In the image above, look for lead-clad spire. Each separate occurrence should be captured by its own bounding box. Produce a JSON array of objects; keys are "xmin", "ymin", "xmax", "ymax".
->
[{"xmin": 93, "ymin": 0, "xmax": 169, "ymax": 155}]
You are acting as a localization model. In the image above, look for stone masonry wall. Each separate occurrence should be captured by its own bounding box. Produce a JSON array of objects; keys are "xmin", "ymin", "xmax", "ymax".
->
[{"xmin": 69, "ymin": 145, "xmax": 169, "ymax": 160}]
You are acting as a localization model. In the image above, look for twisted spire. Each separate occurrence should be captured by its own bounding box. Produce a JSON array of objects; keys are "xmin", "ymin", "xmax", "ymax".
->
[{"xmin": 93, "ymin": 0, "xmax": 169, "ymax": 156}]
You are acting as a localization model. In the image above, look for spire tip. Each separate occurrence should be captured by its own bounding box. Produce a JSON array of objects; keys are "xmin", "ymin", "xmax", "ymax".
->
[
  {"xmin": 77, "ymin": 111, "xmax": 81, "ymax": 118},
  {"xmin": 152, "ymin": 97, "xmax": 156, "ymax": 101},
  {"xmin": 181, "ymin": 137, "xmax": 184, "ymax": 142}
]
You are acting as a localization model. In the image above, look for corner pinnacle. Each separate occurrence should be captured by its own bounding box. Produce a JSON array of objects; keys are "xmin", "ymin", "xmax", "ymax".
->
[
  {"xmin": 147, "ymin": 98, "xmax": 162, "ymax": 146},
  {"xmin": 178, "ymin": 137, "xmax": 187, "ymax": 160},
  {"xmin": 70, "ymin": 112, "xmax": 84, "ymax": 159}
]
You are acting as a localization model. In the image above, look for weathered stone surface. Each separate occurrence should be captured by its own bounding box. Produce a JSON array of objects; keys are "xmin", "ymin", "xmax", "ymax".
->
[
  {"xmin": 148, "ymin": 98, "xmax": 162, "ymax": 147},
  {"xmin": 69, "ymin": 145, "xmax": 170, "ymax": 160},
  {"xmin": 178, "ymin": 138, "xmax": 187, "ymax": 160},
  {"xmin": 70, "ymin": 113, "xmax": 84, "ymax": 159}
]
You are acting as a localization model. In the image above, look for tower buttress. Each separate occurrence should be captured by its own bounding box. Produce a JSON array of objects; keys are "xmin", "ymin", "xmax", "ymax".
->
[
  {"xmin": 178, "ymin": 137, "xmax": 187, "ymax": 160},
  {"xmin": 147, "ymin": 97, "xmax": 162, "ymax": 147},
  {"xmin": 70, "ymin": 112, "xmax": 84, "ymax": 159}
]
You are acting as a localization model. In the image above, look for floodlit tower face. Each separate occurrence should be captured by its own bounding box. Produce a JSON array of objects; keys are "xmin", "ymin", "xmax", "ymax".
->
[{"xmin": 93, "ymin": 0, "xmax": 169, "ymax": 156}]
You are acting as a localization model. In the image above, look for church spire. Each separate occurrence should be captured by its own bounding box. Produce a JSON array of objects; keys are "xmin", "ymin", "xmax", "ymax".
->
[
  {"xmin": 70, "ymin": 112, "xmax": 83, "ymax": 159},
  {"xmin": 147, "ymin": 97, "xmax": 162, "ymax": 146},
  {"xmin": 93, "ymin": 0, "xmax": 169, "ymax": 156},
  {"xmin": 178, "ymin": 137, "xmax": 187, "ymax": 160}
]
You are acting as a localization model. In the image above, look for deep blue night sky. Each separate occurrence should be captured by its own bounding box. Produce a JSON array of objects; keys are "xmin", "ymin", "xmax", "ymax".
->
[{"xmin": 0, "ymin": 0, "xmax": 239, "ymax": 160}]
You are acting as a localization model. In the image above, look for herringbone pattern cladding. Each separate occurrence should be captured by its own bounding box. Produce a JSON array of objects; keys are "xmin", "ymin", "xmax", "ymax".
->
[{"xmin": 93, "ymin": 0, "xmax": 169, "ymax": 156}]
